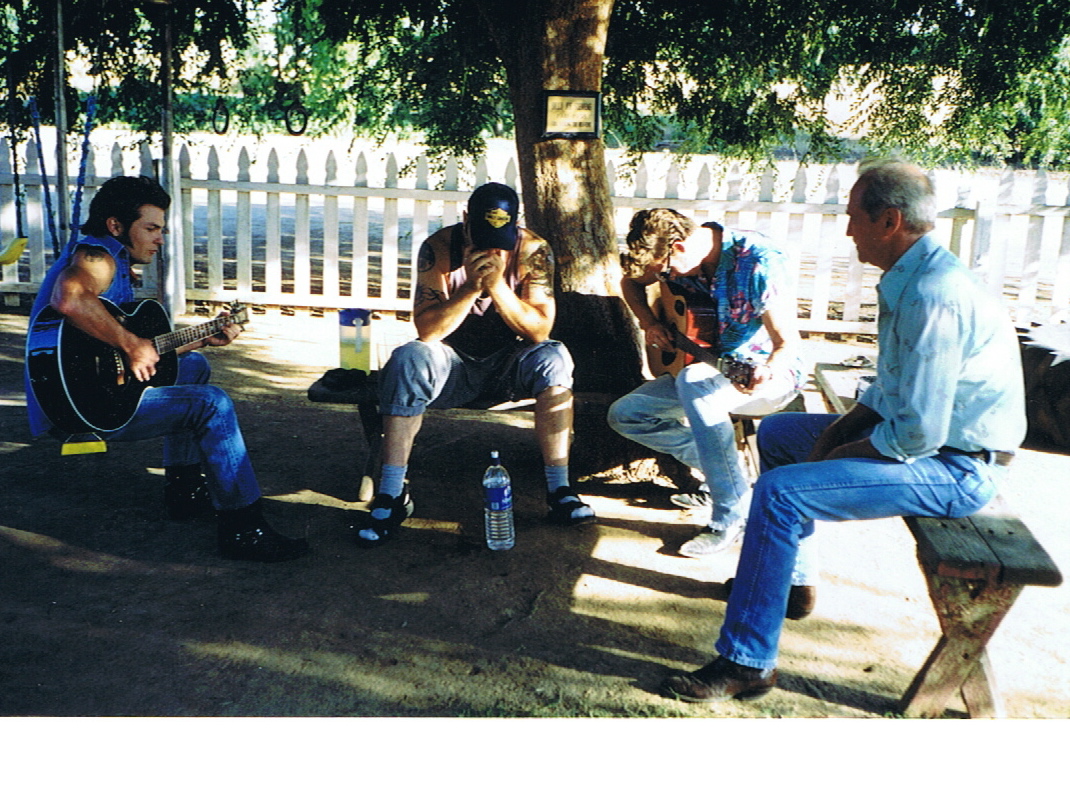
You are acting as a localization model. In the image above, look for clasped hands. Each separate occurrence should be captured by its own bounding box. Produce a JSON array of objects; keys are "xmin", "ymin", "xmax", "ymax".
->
[{"xmin": 464, "ymin": 248, "xmax": 507, "ymax": 295}]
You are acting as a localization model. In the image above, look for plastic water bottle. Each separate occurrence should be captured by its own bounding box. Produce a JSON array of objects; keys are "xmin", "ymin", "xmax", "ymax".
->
[{"xmin": 483, "ymin": 450, "xmax": 515, "ymax": 551}]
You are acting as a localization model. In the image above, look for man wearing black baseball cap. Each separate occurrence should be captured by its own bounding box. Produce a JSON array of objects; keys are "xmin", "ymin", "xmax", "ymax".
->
[
  {"xmin": 467, "ymin": 182, "xmax": 520, "ymax": 250},
  {"xmin": 355, "ymin": 182, "xmax": 596, "ymax": 545}
]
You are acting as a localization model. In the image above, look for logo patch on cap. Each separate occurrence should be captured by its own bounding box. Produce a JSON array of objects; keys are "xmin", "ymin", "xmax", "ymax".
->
[{"xmin": 485, "ymin": 208, "xmax": 511, "ymax": 229}]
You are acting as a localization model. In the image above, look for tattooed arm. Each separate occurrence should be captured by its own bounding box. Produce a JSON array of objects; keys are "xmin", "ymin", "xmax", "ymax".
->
[
  {"xmin": 412, "ymin": 228, "xmax": 485, "ymax": 342},
  {"xmin": 485, "ymin": 233, "xmax": 556, "ymax": 343}
]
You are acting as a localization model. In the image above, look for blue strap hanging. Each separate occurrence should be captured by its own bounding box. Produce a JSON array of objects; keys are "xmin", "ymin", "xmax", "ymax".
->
[
  {"xmin": 67, "ymin": 95, "xmax": 97, "ymax": 248},
  {"xmin": 27, "ymin": 97, "xmax": 60, "ymax": 261}
]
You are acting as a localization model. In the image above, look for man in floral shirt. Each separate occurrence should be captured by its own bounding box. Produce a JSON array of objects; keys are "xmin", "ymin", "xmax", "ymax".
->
[
  {"xmin": 608, "ymin": 209, "xmax": 806, "ymax": 569},
  {"xmin": 659, "ymin": 160, "xmax": 1026, "ymax": 703}
]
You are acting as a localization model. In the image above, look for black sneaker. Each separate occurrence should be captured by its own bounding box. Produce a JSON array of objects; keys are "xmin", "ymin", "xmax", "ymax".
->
[{"xmin": 354, "ymin": 486, "xmax": 413, "ymax": 546}]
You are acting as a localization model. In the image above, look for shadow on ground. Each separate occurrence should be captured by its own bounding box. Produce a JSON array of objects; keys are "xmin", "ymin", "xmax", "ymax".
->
[{"xmin": 2, "ymin": 310, "xmax": 1068, "ymax": 718}]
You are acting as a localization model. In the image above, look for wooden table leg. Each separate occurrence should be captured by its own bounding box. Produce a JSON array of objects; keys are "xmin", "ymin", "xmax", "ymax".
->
[
  {"xmin": 899, "ymin": 573, "xmax": 1021, "ymax": 718},
  {"xmin": 959, "ymin": 649, "xmax": 1006, "ymax": 718},
  {"xmin": 357, "ymin": 398, "xmax": 383, "ymax": 502}
]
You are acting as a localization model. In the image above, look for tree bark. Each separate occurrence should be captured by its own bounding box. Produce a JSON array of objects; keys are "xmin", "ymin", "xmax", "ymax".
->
[
  {"xmin": 477, "ymin": 0, "xmax": 675, "ymax": 481},
  {"xmin": 479, "ymin": 0, "xmax": 644, "ymax": 392}
]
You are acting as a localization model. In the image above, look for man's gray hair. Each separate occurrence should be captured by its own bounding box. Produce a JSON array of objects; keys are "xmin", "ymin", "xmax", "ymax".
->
[{"xmin": 856, "ymin": 160, "xmax": 937, "ymax": 234}]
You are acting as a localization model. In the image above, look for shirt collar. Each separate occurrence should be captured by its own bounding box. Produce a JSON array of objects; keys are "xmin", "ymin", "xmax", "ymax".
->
[{"xmin": 878, "ymin": 233, "xmax": 940, "ymax": 307}]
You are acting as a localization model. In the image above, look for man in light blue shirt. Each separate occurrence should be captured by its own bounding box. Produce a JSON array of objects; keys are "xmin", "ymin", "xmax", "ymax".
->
[{"xmin": 659, "ymin": 160, "xmax": 1027, "ymax": 703}]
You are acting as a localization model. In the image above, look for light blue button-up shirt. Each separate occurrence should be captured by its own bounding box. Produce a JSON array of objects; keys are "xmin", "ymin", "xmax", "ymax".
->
[{"xmin": 859, "ymin": 234, "xmax": 1026, "ymax": 461}]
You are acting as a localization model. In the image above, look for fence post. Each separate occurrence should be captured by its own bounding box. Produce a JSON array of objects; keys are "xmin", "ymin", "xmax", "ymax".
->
[
  {"xmin": 236, "ymin": 147, "xmax": 253, "ymax": 298},
  {"xmin": 160, "ymin": 137, "xmax": 184, "ymax": 316},
  {"xmin": 206, "ymin": 146, "xmax": 223, "ymax": 296},
  {"xmin": 352, "ymin": 152, "xmax": 369, "ymax": 300},
  {"xmin": 180, "ymin": 145, "xmax": 195, "ymax": 300},
  {"xmin": 0, "ymin": 140, "xmax": 18, "ymax": 293},
  {"xmin": 294, "ymin": 148, "xmax": 311, "ymax": 300},
  {"xmin": 1053, "ymin": 182, "xmax": 1070, "ymax": 321},
  {"xmin": 381, "ymin": 153, "xmax": 401, "ymax": 305},
  {"xmin": 809, "ymin": 165, "xmax": 840, "ymax": 329},
  {"xmin": 411, "ymin": 154, "xmax": 430, "ymax": 277},
  {"xmin": 24, "ymin": 138, "xmax": 48, "ymax": 285},
  {"xmin": 785, "ymin": 164, "xmax": 808, "ymax": 297},
  {"xmin": 970, "ymin": 196, "xmax": 996, "ymax": 292},
  {"xmin": 694, "ymin": 162, "xmax": 712, "ymax": 221},
  {"xmin": 1017, "ymin": 169, "xmax": 1048, "ymax": 325},
  {"xmin": 265, "ymin": 149, "xmax": 282, "ymax": 300},
  {"xmin": 322, "ymin": 150, "xmax": 340, "ymax": 302},
  {"xmin": 443, "ymin": 157, "xmax": 460, "ymax": 227}
]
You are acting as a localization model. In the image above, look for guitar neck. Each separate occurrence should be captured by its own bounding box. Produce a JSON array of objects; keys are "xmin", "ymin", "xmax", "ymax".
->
[
  {"xmin": 153, "ymin": 309, "xmax": 248, "ymax": 355},
  {"xmin": 672, "ymin": 328, "xmax": 721, "ymax": 369}
]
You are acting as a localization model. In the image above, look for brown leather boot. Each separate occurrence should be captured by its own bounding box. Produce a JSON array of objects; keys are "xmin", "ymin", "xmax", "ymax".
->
[{"xmin": 661, "ymin": 656, "xmax": 777, "ymax": 702}]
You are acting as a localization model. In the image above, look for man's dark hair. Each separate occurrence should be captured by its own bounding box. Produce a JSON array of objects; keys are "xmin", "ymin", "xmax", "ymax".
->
[{"xmin": 80, "ymin": 175, "xmax": 171, "ymax": 238}]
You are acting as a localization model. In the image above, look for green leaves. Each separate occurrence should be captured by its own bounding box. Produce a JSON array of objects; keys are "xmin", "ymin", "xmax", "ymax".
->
[{"xmin": 4, "ymin": 0, "xmax": 1069, "ymax": 167}]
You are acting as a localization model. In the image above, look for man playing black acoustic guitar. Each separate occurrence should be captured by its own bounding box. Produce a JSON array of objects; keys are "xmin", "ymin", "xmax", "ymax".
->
[{"xmin": 24, "ymin": 175, "xmax": 308, "ymax": 562}]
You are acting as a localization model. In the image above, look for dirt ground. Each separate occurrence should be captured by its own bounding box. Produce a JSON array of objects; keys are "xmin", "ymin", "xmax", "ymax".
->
[{"xmin": 2, "ymin": 305, "xmax": 1069, "ymax": 726}]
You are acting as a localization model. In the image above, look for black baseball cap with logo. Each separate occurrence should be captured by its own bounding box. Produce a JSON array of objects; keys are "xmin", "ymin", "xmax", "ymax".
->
[{"xmin": 467, "ymin": 182, "xmax": 520, "ymax": 250}]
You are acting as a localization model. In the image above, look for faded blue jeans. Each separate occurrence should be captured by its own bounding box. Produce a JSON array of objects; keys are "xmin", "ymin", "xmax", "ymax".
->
[
  {"xmin": 715, "ymin": 412, "xmax": 1001, "ymax": 671},
  {"xmin": 607, "ymin": 362, "xmax": 816, "ymax": 584},
  {"xmin": 102, "ymin": 351, "xmax": 261, "ymax": 511},
  {"xmin": 378, "ymin": 338, "xmax": 574, "ymax": 416}
]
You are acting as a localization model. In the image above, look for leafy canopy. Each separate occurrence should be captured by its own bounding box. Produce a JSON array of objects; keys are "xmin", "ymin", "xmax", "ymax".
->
[{"xmin": 3, "ymin": 0, "xmax": 1070, "ymax": 166}]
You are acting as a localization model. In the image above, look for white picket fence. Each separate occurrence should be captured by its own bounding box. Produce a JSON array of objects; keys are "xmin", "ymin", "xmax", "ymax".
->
[{"xmin": 3, "ymin": 132, "xmax": 1070, "ymax": 335}]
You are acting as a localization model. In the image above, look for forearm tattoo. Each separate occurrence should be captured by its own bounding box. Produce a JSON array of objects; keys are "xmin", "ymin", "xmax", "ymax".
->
[{"xmin": 415, "ymin": 285, "xmax": 445, "ymax": 306}]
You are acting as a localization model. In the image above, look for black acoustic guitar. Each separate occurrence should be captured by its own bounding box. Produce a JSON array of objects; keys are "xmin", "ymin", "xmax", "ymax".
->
[{"xmin": 27, "ymin": 298, "xmax": 248, "ymax": 434}]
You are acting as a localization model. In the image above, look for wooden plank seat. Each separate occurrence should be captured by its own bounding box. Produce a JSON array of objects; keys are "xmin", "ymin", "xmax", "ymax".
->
[
  {"xmin": 308, "ymin": 368, "xmax": 536, "ymax": 501},
  {"xmin": 812, "ymin": 361, "xmax": 1064, "ymax": 718},
  {"xmin": 307, "ymin": 367, "xmax": 795, "ymax": 499}
]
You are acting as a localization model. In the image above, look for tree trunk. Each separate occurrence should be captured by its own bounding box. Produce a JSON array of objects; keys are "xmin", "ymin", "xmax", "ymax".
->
[
  {"xmin": 481, "ymin": 0, "xmax": 643, "ymax": 387},
  {"xmin": 476, "ymin": 0, "xmax": 681, "ymax": 482}
]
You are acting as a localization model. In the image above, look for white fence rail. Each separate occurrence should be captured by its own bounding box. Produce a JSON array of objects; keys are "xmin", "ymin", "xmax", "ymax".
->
[{"xmin": 3, "ymin": 133, "xmax": 1070, "ymax": 335}]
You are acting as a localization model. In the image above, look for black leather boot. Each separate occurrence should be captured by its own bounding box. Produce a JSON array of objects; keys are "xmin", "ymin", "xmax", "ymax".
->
[
  {"xmin": 164, "ymin": 465, "xmax": 214, "ymax": 521},
  {"xmin": 217, "ymin": 500, "xmax": 310, "ymax": 562}
]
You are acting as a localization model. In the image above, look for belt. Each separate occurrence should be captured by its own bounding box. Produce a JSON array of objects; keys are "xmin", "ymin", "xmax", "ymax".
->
[{"xmin": 939, "ymin": 446, "xmax": 1014, "ymax": 467}]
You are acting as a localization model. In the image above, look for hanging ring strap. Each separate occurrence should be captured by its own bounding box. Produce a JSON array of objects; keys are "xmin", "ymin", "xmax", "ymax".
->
[
  {"xmin": 27, "ymin": 97, "xmax": 60, "ymax": 260},
  {"xmin": 67, "ymin": 95, "xmax": 97, "ymax": 247}
]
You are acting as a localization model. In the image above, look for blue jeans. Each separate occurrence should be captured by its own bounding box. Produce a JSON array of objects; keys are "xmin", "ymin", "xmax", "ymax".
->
[
  {"xmin": 715, "ymin": 412, "xmax": 1001, "ymax": 670},
  {"xmin": 102, "ymin": 351, "xmax": 261, "ymax": 511},
  {"xmin": 378, "ymin": 338, "xmax": 574, "ymax": 416},
  {"xmin": 608, "ymin": 365, "xmax": 816, "ymax": 583}
]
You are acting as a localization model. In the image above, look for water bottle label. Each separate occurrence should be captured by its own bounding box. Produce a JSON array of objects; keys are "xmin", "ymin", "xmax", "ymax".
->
[{"xmin": 484, "ymin": 485, "xmax": 512, "ymax": 511}]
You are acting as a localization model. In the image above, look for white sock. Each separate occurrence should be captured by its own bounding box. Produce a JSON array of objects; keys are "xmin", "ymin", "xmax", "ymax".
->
[
  {"xmin": 373, "ymin": 465, "xmax": 407, "ymax": 519},
  {"xmin": 545, "ymin": 465, "xmax": 570, "ymax": 495}
]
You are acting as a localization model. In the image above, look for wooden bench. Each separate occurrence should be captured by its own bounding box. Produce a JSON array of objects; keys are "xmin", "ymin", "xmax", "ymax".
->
[
  {"xmin": 901, "ymin": 496, "xmax": 1062, "ymax": 717},
  {"xmin": 309, "ymin": 366, "xmax": 795, "ymax": 499},
  {"xmin": 308, "ymin": 368, "xmax": 539, "ymax": 501},
  {"xmin": 814, "ymin": 361, "xmax": 1064, "ymax": 718}
]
